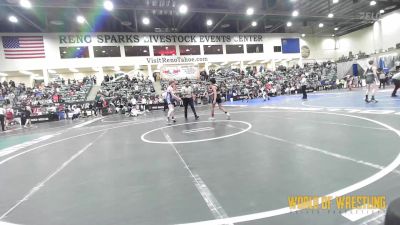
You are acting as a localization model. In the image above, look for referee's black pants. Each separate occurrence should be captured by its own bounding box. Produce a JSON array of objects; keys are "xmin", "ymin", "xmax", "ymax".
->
[
  {"xmin": 302, "ymin": 85, "xmax": 307, "ymax": 99},
  {"xmin": 392, "ymin": 79, "xmax": 400, "ymax": 97},
  {"xmin": 183, "ymin": 98, "xmax": 197, "ymax": 118},
  {"xmin": 0, "ymin": 115, "xmax": 5, "ymax": 131}
]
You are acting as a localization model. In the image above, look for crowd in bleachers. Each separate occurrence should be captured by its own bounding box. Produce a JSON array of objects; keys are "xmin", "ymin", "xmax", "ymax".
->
[
  {"xmin": 157, "ymin": 61, "xmax": 339, "ymax": 103},
  {"xmin": 99, "ymin": 74, "xmax": 160, "ymax": 116},
  {"xmin": 0, "ymin": 62, "xmax": 340, "ymax": 122},
  {"xmin": 0, "ymin": 61, "xmax": 360, "ymax": 130},
  {"xmin": 0, "ymin": 77, "xmax": 94, "ymax": 131}
]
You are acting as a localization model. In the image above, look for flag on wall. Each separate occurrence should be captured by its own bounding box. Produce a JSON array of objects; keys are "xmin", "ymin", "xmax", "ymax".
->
[{"xmin": 1, "ymin": 36, "xmax": 45, "ymax": 59}]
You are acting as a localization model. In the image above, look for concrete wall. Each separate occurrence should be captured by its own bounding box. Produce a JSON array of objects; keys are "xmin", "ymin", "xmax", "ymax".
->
[
  {"xmin": 299, "ymin": 9, "xmax": 400, "ymax": 60},
  {"xmin": 300, "ymin": 36, "xmax": 337, "ymax": 60},
  {"xmin": 5, "ymin": 76, "xmax": 31, "ymax": 86}
]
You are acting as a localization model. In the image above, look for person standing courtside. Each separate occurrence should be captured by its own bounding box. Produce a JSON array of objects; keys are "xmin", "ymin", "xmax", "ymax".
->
[
  {"xmin": 165, "ymin": 80, "xmax": 182, "ymax": 125},
  {"xmin": 364, "ymin": 60, "xmax": 378, "ymax": 103},
  {"xmin": 181, "ymin": 81, "xmax": 199, "ymax": 120},
  {"xmin": 300, "ymin": 74, "xmax": 307, "ymax": 100},
  {"xmin": 378, "ymin": 68, "xmax": 386, "ymax": 89},
  {"xmin": 391, "ymin": 66, "xmax": 400, "ymax": 97},
  {"xmin": 0, "ymin": 104, "xmax": 5, "ymax": 131},
  {"xmin": 95, "ymin": 95, "xmax": 103, "ymax": 116},
  {"xmin": 346, "ymin": 74, "xmax": 354, "ymax": 91},
  {"xmin": 24, "ymin": 105, "xmax": 32, "ymax": 128},
  {"xmin": 209, "ymin": 78, "xmax": 230, "ymax": 120}
]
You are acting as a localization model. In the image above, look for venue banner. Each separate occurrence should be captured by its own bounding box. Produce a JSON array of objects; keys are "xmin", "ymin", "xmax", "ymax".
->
[{"xmin": 161, "ymin": 65, "xmax": 199, "ymax": 80}]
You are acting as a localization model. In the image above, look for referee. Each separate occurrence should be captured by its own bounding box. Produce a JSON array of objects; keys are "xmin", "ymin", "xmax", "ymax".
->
[
  {"xmin": 181, "ymin": 81, "xmax": 199, "ymax": 120},
  {"xmin": 300, "ymin": 74, "xmax": 308, "ymax": 100},
  {"xmin": 392, "ymin": 66, "xmax": 400, "ymax": 97}
]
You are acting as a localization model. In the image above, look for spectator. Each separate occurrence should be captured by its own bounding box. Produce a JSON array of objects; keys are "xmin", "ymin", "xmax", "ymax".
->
[
  {"xmin": 5, "ymin": 105, "xmax": 14, "ymax": 128},
  {"xmin": 391, "ymin": 66, "xmax": 400, "ymax": 97},
  {"xmin": 378, "ymin": 68, "xmax": 386, "ymax": 89},
  {"xmin": 0, "ymin": 104, "xmax": 5, "ymax": 131},
  {"xmin": 23, "ymin": 106, "xmax": 32, "ymax": 128},
  {"xmin": 300, "ymin": 74, "xmax": 308, "ymax": 100},
  {"xmin": 71, "ymin": 106, "xmax": 81, "ymax": 120}
]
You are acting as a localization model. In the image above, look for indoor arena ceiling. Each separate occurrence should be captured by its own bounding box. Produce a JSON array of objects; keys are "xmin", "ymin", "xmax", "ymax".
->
[{"xmin": 0, "ymin": 0, "xmax": 399, "ymax": 36}]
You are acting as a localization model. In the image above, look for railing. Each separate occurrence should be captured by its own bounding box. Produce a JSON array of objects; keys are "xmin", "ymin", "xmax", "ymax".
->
[{"xmin": 84, "ymin": 84, "xmax": 94, "ymax": 102}]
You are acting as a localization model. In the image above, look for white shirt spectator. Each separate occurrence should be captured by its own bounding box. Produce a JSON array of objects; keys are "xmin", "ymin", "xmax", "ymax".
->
[
  {"xmin": 131, "ymin": 98, "xmax": 137, "ymax": 105},
  {"xmin": 74, "ymin": 108, "xmax": 81, "ymax": 115},
  {"xmin": 392, "ymin": 72, "xmax": 400, "ymax": 80},
  {"xmin": 301, "ymin": 77, "xmax": 307, "ymax": 86}
]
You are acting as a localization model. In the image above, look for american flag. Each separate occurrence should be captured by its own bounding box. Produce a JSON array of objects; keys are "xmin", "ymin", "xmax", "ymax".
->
[{"xmin": 2, "ymin": 36, "xmax": 45, "ymax": 59}]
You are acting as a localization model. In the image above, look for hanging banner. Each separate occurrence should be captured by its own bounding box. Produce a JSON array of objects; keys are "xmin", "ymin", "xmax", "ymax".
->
[
  {"xmin": 59, "ymin": 34, "xmax": 264, "ymax": 45},
  {"xmin": 160, "ymin": 65, "xmax": 199, "ymax": 80}
]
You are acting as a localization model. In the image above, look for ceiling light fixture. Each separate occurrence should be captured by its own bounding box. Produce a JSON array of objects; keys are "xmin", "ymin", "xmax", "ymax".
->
[
  {"xmin": 319, "ymin": 23, "xmax": 324, "ymax": 28},
  {"xmin": 301, "ymin": 33, "xmax": 306, "ymax": 37},
  {"xmin": 142, "ymin": 17, "xmax": 150, "ymax": 25},
  {"xmin": 328, "ymin": 13, "xmax": 334, "ymax": 18},
  {"xmin": 246, "ymin": 7, "xmax": 254, "ymax": 15},
  {"xmin": 76, "ymin": 15, "xmax": 85, "ymax": 24},
  {"xmin": 251, "ymin": 21, "xmax": 257, "ymax": 27},
  {"xmin": 292, "ymin": 10, "xmax": 299, "ymax": 17},
  {"xmin": 380, "ymin": 9, "xmax": 385, "ymax": 13},
  {"xmin": 19, "ymin": 70, "xmax": 33, "ymax": 75},
  {"xmin": 50, "ymin": 20, "xmax": 64, "ymax": 26},
  {"xmin": 8, "ymin": 15, "xmax": 18, "ymax": 23},
  {"xmin": 370, "ymin": 1, "xmax": 377, "ymax": 6},
  {"xmin": 19, "ymin": 0, "xmax": 32, "ymax": 9},
  {"xmin": 104, "ymin": 0, "xmax": 114, "ymax": 11},
  {"xmin": 179, "ymin": 4, "xmax": 188, "ymax": 14},
  {"xmin": 69, "ymin": 68, "xmax": 79, "ymax": 73},
  {"xmin": 333, "ymin": 0, "xmax": 339, "ymax": 3},
  {"xmin": 206, "ymin": 19, "xmax": 213, "ymax": 26},
  {"xmin": 287, "ymin": 21, "xmax": 292, "ymax": 27},
  {"xmin": 121, "ymin": 21, "xmax": 132, "ymax": 26},
  {"xmin": 334, "ymin": 27, "xmax": 339, "ymax": 30}
]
